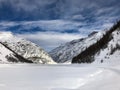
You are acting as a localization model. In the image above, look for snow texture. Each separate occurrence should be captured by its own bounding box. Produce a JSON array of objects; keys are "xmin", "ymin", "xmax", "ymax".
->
[{"xmin": 0, "ymin": 64, "xmax": 120, "ymax": 90}]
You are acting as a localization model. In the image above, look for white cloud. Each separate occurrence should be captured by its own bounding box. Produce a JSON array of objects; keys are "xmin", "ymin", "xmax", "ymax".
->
[
  {"xmin": 95, "ymin": 7, "xmax": 114, "ymax": 16},
  {"xmin": 21, "ymin": 20, "xmax": 85, "ymax": 31},
  {"xmin": 0, "ymin": 20, "xmax": 85, "ymax": 32},
  {"xmin": 72, "ymin": 15, "xmax": 85, "ymax": 20},
  {"xmin": 0, "ymin": 21, "xmax": 18, "ymax": 27},
  {"xmin": 16, "ymin": 32, "xmax": 85, "ymax": 51}
]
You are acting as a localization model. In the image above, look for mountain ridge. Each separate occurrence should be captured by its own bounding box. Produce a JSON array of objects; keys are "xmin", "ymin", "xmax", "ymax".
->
[
  {"xmin": 50, "ymin": 20, "xmax": 120, "ymax": 64},
  {"xmin": 0, "ymin": 32, "xmax": 55, "ymax": 64},
  {"xmin": 72, "ymin": 20, "xmax": 120, "ymax": 63},
  {"xmin": 49, "ymin": 30, "xmax": 105, "ymax": 63},
  {"xmin": 0, "ymin": 41, "xmax": 33, "ymax": 63}
]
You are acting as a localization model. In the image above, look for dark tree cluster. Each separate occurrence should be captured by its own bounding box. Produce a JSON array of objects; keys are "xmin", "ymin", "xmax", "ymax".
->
[
  {"xmin": 72, "ymin": 20, "xmax": 120, "ymax": 63},
  {"xmin": 110, "ymin": 43, "xmax": 120, "ymax": 55}
]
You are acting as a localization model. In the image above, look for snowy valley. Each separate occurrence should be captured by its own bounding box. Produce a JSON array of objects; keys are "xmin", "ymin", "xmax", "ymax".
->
[
  {"xmin": 0, "ymin": 21, "xmax": 120, "ymax": 90},
  {"xmin": 0, "ymin": 0, "xmax": 120, "ymax": 90},
  {"xmin": 0, "ymin": 20, "xmax": 120, "ymax": 64}
]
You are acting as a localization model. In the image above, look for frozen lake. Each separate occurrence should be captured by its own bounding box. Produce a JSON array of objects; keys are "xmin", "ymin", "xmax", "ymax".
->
[{"xmin": 0, "ymin": 64, "xmax": 120, "ymax": 90}]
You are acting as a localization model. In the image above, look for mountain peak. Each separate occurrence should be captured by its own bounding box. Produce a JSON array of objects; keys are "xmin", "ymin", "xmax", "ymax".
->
[
  {"xmin": 0, "ymin": 31, "xmax": 56, "ymax": 64},
  {"xmin": 0, "ymin": 31, "xmax": 13, "ymax": 39}
]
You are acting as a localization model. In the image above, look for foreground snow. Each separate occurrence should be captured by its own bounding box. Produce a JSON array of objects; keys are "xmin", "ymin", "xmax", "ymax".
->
[{"xmin": 0, "ymin": 64, "xmax": 120, "ymax": 90}]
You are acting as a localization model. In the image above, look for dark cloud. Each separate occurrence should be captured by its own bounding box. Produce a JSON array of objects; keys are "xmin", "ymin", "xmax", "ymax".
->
[{"xmin": 0, "ymin": 0, "xmax": 119, "ymax": 21}]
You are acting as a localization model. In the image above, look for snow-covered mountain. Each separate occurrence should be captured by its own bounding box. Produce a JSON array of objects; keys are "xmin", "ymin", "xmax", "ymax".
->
[
  {"xmin": 49, "ymin": 31, "xmax": 105, "ymax": 63},
  {"xmin": 50, "ymin": 21, "xmax": 120, "ymax": 64},
  {"xmin": 0, "ymin": 42, "xmax": 33, "ymax": 63},
  {"xmin": 72, "ymin": 21, "xmax": 120, "ymax": 64},
  {"xmin": 0, "ymin": 32, "xmax": 55, "ymax": 64}
]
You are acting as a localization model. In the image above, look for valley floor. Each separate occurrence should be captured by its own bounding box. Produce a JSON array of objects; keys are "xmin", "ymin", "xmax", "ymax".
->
[{"xmin": 0, "ymin": 64, "xmax": 120, "ymax": 90}]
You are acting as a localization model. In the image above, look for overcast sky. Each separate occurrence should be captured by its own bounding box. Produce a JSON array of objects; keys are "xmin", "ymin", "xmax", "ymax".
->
[{"xmin": 0, "ymin": 0, "xmax": 120, "ymax": 51}]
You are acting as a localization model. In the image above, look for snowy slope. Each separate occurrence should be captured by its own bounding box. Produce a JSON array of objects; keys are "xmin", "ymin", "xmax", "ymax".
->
[
  {"xmin": 0, "ymin": 42, "xmax": 32, "ymax": 63},
  {"xmin": 0, "ymin": 32, "xmax": 55, "ymax": 64},
  {"xmin": 0, "ymin": 43, "xmax": 17, "ymax": 63},
  {"xmin": 0, "ymin": 64, "xmax": 120, "ymax": 90},
  {"xmin": 50, "ymin": 21, "xmax": 120, "ymax": 64},
  {"xmin": 72, "ymin": 21, "xmax": 120, "ymax": 63},
  {"xmin": 49, "ymin": 31, "xmax": 105, "ymax": 63},
  {"xmin": 93, "ymin": 29, "xmax": 120, "ymax": 64}
]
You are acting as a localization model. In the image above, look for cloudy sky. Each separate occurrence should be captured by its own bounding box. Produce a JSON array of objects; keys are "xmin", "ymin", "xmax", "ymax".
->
[{"xmin": 0, "ymin": 0, "xmax": 120, "ymax": 51}]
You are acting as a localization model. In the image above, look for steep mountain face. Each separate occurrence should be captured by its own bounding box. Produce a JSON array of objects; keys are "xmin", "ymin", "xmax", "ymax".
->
[
  {"xmin": 72, "ymin": 21, "xmax": 120, "ymax": 64},
  {"xmin": 50, "ymin": 21, "xmax": 120, "ymax": 64},
  {"xmin": 0, "ymin": 42, "xmax": 33, "ymax": 63},
  {"xmin": 49, "ymin": 31, "xmax": 105, "ymax": 63},
  {"xmin": 0, "ymin": 32, "xmax": 55, "ymax": 64}
]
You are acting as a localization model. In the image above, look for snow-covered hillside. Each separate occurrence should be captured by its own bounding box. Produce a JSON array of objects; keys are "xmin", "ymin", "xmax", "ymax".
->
[
  {"xmin": 72, "ymin": 21, "xmax": 120, "ymax": 63},
  {"xmin": 50, "ymin": 21, "xmax": 120, "ymax": 64},
  {"xmin": 0, "ymin": 32, "xmax": 55, "ymax": 64},
  {"xmin": 0, "ymin": 42, "xmax": 32, "ymax": 63},
  {"xmin": 93, "ymin": 29, "xmax": 120, "ymax": 64},
  {"xmin": 49, "ymin": 31, "xmax": 105, "ymax": 63}
]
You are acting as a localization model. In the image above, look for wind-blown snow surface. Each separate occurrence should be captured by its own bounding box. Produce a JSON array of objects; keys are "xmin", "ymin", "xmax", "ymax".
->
[
  {"xmin": 0, "ymin": 32, "xmax": 55, "ymax": 64},
  {"xmin": 0, "ymin": 64, "xmax": 120, "ymax": 90}
]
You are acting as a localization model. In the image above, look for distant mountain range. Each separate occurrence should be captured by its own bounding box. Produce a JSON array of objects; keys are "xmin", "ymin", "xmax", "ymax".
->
[
  {"xmin": 49, "ymin": 20, "xmax": 120, "ymax": 64},
  {"xmin": 1, "ymin": 20, "xmax": 120, "ymax": 64}
]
